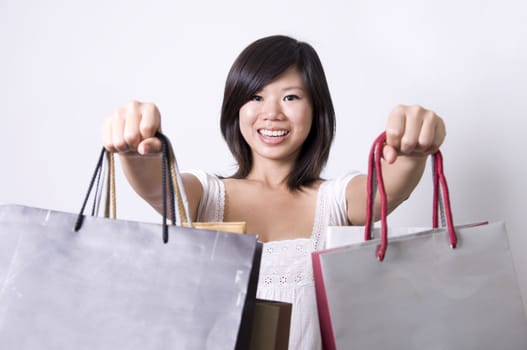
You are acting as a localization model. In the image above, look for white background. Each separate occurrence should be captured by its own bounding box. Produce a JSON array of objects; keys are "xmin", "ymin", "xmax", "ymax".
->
[{"xmin": 2, "ymin": 0, "xmax": 526, "ymax": 312}]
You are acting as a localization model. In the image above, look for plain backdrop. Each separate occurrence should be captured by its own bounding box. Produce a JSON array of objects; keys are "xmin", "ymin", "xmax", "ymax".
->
[{"xmin": 2, "ymin": 0, "xmax": 526, "ymax": 313}]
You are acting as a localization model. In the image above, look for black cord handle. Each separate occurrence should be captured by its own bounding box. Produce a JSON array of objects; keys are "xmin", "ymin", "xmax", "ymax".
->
[
  {"xmin": 75, "ymin": 132, "xmax": 177, "ymax": 243},
  {"xmin": 74, "ymin": 147, "xmax": 106, "ymax": 232},
  {"xmin": 157, "ymin": 131, "xmax": 177, "ymax": 243}
]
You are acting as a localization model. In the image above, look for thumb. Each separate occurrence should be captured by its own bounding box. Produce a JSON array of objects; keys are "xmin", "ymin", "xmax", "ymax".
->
[
  {"xmin": 382, "ymin": 144, "xmax": 398, "ymax": 164},
  {"xmin": 137, "ymin": 137, "xmax": 162, "ymax": 155}
]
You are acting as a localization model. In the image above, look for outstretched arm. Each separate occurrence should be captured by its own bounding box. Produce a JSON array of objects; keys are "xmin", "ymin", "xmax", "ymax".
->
[
  {"xmin": 102, "ymin": 101, "xmax": 202, "ymax": 219},
  {"xmin": 346, "ymin": 105, "xmax": 446, "ymax": 225}
]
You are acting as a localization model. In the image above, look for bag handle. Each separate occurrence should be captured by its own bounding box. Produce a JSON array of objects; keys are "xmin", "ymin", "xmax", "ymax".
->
[
  {"xmin": 364, "ymin": 132, "xmax": 457, "ymax": 261},
  {"xmin": 97, "ymin": 133, "xmax": 193, "ymax": 226},
  {"xmin": 75, "ymin": 147, "xmax": 106, "ymax": 232},
  {"xmin": 91, "ymin": 151, "xmax": 116, "ymax": 219},
  {"xmin": 105, "ymin": 151, "xmax": 117, "ymax": 219},
  {"xmin": 75, "ymin": 132, "xmax": 190, "ymax": 243},
  {"xmin": 156, "ymin": 131, "xmax": 195, "ymax": 238},
  {"xmin": 156, "ymin": 131, "xmax": 194, "ymax": 227}
]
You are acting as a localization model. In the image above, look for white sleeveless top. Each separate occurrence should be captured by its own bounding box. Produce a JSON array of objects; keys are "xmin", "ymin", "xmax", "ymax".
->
[{"xmin": 185, "ymin": 170, "xmax": 360, "ymax": 350}]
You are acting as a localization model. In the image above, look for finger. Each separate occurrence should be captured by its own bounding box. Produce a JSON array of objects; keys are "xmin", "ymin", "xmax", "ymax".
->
[
  {"xmin": 399, "ymin": 105, "xmax": 424, "ymax": 154},
  {"xmin": 138, "ymin": 137, "xmax": 162, "ymax": 155},
  {"xmin": 110, "ymin": 110, "xmax": 129, "ymax": 152},
  {"xmin": 139, "ymin": 102, "xmax": 162, "ymax": 139},
  {"xmin": 385, "ymin": 105, "xmax": 406, "ymax": 150},
  {"xmin": 431, "ymin": 116, "xmax": 446, "ymax": 151},
  {"xmin": 122, "ymin": 101, "xmax": 142, "ymax": 151},
  {"xmin": 417, "ymin": 111, "xmax": 439, "ymax": 153},
  {"xmin": 382, "ymin": 144, "xmax": 398, "ymax": 164}
]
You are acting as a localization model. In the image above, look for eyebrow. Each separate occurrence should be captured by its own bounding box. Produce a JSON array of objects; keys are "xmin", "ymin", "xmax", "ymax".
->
[{"xmin": 281, "ymin": 86, "xmax": 306, "ymax": 92}]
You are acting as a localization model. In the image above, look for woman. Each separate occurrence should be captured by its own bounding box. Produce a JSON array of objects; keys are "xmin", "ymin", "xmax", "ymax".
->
[{"xmin": 103, "ymin": 35, "xmax": 445, "ymax": 349}]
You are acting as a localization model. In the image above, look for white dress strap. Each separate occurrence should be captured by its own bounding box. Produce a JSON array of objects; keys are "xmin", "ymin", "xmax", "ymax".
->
[
  {"xmin": 183, "ymin": 169, "xmax": 225, "ymax": 222},
  {"xmin": 312, "ymin": 171, "xmax": 361, "ymax": 251}
]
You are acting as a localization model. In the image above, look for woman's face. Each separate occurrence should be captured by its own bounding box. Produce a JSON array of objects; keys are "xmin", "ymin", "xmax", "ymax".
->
[{"xmin": 239, "ymin": 66, "xmax": 313, "ymax": 165}]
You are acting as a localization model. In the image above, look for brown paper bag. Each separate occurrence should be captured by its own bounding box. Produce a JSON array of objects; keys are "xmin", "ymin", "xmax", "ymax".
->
[{"xmin": 249, "ymin": 299, "xmax": 292, "ymax": 350}]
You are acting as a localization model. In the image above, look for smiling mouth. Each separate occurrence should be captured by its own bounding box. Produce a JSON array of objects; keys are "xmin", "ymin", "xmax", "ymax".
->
[{"xmin": 258, "ymin": 129, "xmax": 289, "ymax": 137}]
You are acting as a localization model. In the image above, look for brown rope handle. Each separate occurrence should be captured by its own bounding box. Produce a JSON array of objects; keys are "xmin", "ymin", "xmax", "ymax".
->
[
  {"xmin": 104, "ymin": 152, "xmax": 117, "ymax": 219},
  {"xmin": 166, "ymin": 139, "xmax": 189, "ymax": 225},
  {"xmin": 103, "ymin": 135, "xmax": 190, "ymax": 226}
]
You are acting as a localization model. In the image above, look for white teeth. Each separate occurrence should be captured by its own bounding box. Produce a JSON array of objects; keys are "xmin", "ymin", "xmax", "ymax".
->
[{"xmin": 259, "ymin": 129, "xmax": 288, "ymax": 137}]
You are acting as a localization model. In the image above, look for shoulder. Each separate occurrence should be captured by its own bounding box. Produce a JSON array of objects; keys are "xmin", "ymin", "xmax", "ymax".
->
[
  {"xmin": 313, "ymin": 172, "xmax": 363, "ymax": 228},
  {"xmin": 323, "ymin": 171, "xmax": 363, "ymax": 196},
  {"xmin": 182, "ymin": 170, "xmax": 224, "ymax": 221},
  {"xmin": 183, "ymin": 169, "xmax": 219, "ymax": 185},
  {"xmin": 183, "ymin": 170, "xmax": 225, "ymax": 194}
]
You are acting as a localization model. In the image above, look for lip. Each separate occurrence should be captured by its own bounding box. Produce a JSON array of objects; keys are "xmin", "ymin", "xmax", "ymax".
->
[{"xmin": 257, "ymin": 128, "xmax": 289, "ymax": 145}]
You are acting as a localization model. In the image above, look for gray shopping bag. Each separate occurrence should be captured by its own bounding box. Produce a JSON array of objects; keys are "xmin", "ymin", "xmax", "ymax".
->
[
  {"xmin": 313, "ymin": 222, "xmax": 527, "ymax": 349},
  {"xmin": 0, "ymin": 204, "xmax": 261, "ymax": 350},
  {"xmin": 312, "ymin": 133, "xmax": 527, "ymax": 349},
  {"xmin": 0, "ymin": 133, "xmax": 261, "ymax": 350}
]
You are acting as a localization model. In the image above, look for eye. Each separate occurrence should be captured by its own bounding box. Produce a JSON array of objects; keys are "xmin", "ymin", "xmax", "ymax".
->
[
  {"xmin": 250, "ymin": 95, "xmax": 262, "ymax": 102},
  {"xmin": 283, "ymin": 95, "xmax": 300, "ymax": 101}
]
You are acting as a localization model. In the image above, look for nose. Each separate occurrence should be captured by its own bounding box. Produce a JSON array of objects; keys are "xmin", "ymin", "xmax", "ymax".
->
[{"xmin": 261, "ymin": 99, "xmax": 282, "ymax": 120}]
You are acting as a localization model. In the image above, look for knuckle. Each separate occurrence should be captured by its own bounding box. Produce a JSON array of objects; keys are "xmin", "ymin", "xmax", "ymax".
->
[
  {"xmin": 411, "ymin": 104, "xmax": 423, "ymax": 111},
  {"xmin": 419, "ymin": 137, "xmax": 433, "ymax": 150},
  {"xmin": 386, "ymin": 127, "xmax": 402, "ymax": 138},
  {"xmin": 142, "ymin": 101, "xmax": 157, "ymax": 113},
  {"xmin": 401, "ymin": 138, "xmax": 413, "ymax": 149},
  {"xmin": 125, "ymin": 100, "xmax": 141, "ymax": 111},
  {"xmin": 140, "ymin": 123, "xmax": 157, "ymax": 136},
  {"xmin": 407, "ymin": 105, "xmax": 421, "ymax": 118},
  {"xmin": 424, "ymin": 110, "xmax": 437, "ymax": 120},
  {"xmin": 395, "ymin": 104, "xmax": 406, "ymax": 111},
  {"xmin": 391, "ymin": 104, "xmax": 406, "ymax": 115},
  {"xmin": 124, "ymin": 132, "xmax": 140, "ymax": 146},
  {"xmin": 114, "ymin": 138, "xmax": 125, "ymax": 148},
  {"xmin": 103, "ymin": 141, "xmax": 114, "ymax": 152},
  {"xmin": 113, "ymin": 136, "xmax": 128, "ymax": 152},
  {"xmin": 129, "ymin": 99, "xmax": 141, "ymax": 107}
]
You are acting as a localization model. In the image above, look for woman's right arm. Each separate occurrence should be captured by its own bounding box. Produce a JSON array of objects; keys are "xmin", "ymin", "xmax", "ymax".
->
[{"xmin": 102, "ymin": 101, "xmax": 202, "ymax": 220}]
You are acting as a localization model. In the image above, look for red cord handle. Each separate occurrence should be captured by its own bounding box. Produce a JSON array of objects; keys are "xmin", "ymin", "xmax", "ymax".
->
[{"xmin": 364, "ymin": 132, "xmax": 457, "ymax": 261}]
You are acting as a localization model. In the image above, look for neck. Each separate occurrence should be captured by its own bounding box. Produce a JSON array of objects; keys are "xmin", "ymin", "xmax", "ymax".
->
[{"xmin": 246, "ymin": 157, "xmax": 294, "ymax": 189}]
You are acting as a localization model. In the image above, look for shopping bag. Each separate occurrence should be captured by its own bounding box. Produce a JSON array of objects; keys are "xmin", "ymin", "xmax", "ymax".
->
[
  {"xmin": 312, "ymin": 132, "xmax": 527, "ymax": 350},
  {"xmin": 249, "ymin": 299, "xmax": 292, "ymax": 350},
  {"xmin": 0, "ymin": 133, "xmax": 261, "ymax": 350}
]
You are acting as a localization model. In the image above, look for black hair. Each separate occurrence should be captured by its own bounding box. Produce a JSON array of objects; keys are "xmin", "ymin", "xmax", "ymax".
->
[{"xmin": 220, "ymin": 35, "xmax": 335, "ymax": 190}]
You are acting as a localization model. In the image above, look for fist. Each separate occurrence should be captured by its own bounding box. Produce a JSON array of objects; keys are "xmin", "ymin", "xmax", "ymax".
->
[
  {"xmin": 103, "ymin": 101, "xmax": 162, "ymax": 155},
  {"xmin": 383, "ymin": 104, "xmax": 446, "ymax": 163}
]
